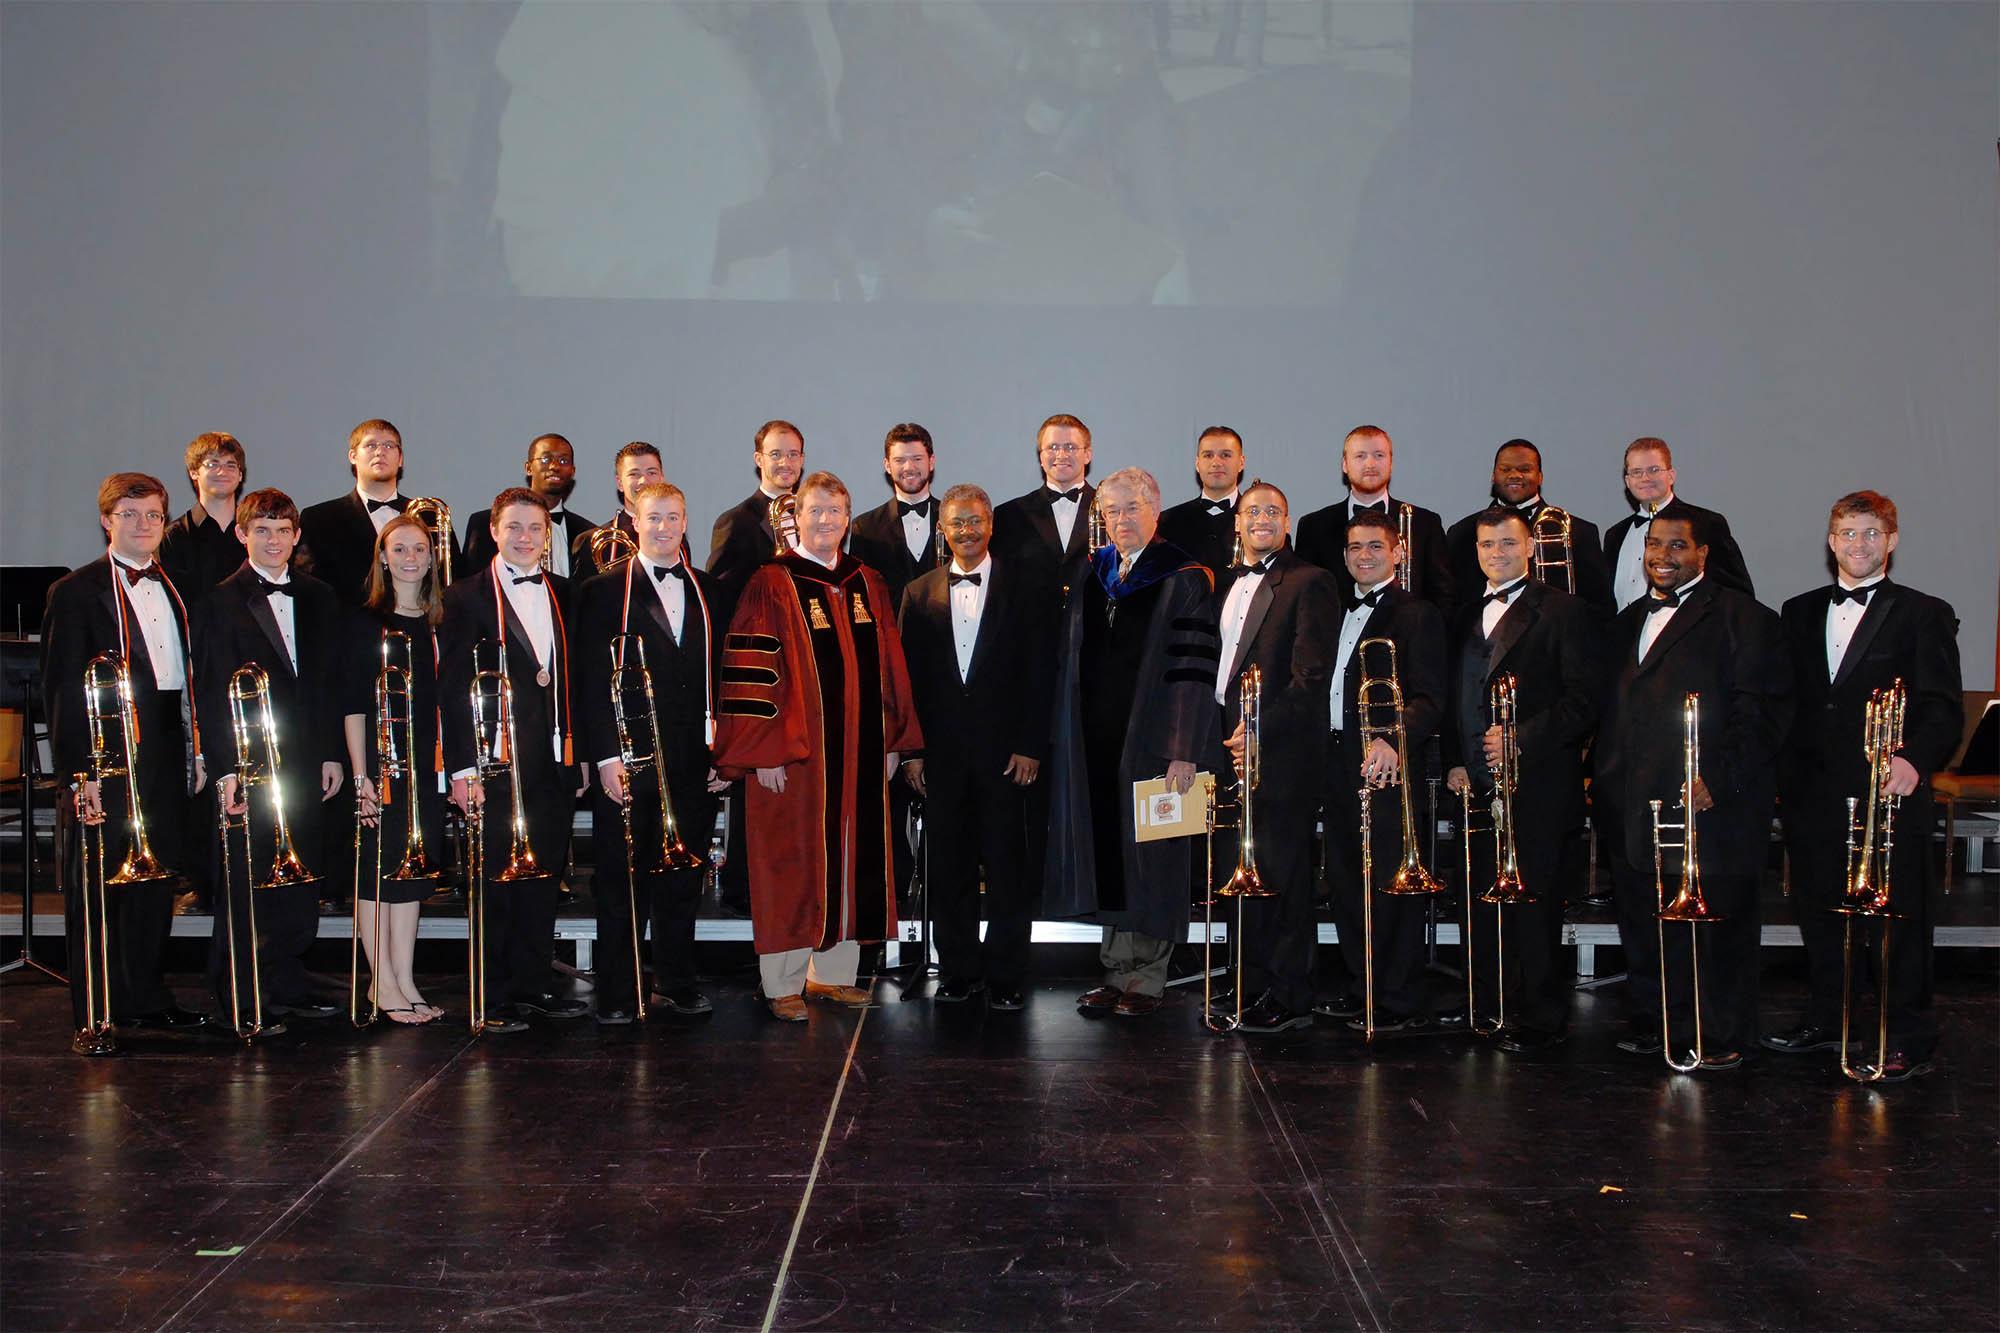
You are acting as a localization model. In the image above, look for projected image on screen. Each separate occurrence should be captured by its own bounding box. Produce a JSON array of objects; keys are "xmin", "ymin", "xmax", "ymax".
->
[{"xmin": 475, "ymin": 1, "xmax": 1408, "ymax": 305}]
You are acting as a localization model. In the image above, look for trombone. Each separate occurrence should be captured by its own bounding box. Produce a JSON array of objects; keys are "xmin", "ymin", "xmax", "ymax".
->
[
  {"xmin": 466, "ymin": 639, "xmax": 540, "ymax": 1032},
  {"xmin": 349, "ymin": 630, "xmax": 438, "ymax": 1027},
  {"xmin": 406, "ymin": 497, "xmax": 454, "ymax": 586},
  {"xmin": 1087, "ymin": 498, "xmax": 1107, "ymax": 553},
  {"xmin": 1651, "ymin": 691, "xmax": 1722, "ymax": 1072},
  {"xmin": 589, "ymin": 524, "xmax": 638, "ymax": 572},
  {"xmin": 1836, "ymin": 679, "xmax": 1908, "ymax": 1083},
  {"xmin": 1460, "ymin": 674, "xmax": 1532, "ymax": 1038},
  {"xmin": 1206, "ymin": 667, "xmax": 1276, "ymax": 1033},
  {"xmin": 1355, "ymin": 637, "xmax": 1444, "ymax": 1042},
  {"xmin": 1394, "ymin": 502, "xmax": 1415, "ymax": 590},
  {"xmin": 769, "ymin": 493, "xmax": 799, "ymax": 557},
  {"xmin": 1529, "ymin": 505, "xmax": 1575, "ymax": 594},
  {"xmin": 218, "ymin": 665, "xmax": 314, "ymax": 1041},
  {"xmin": 608, "ymin": 633, "xmax": 704, "ymax": 1021}
]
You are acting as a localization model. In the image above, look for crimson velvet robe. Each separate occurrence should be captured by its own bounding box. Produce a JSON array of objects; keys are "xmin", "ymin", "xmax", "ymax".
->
[{"xmin": 713, "ymin": 552, "xmax": 922, "ymax": 954}]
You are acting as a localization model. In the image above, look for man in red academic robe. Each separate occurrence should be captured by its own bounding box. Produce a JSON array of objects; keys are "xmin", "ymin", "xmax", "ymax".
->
[{"xmin": 713, "ymin": 471, "xmax": 923, "ymax": 1021}]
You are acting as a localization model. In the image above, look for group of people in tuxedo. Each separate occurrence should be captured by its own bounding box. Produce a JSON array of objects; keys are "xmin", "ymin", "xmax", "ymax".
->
[{"xmin": 42, "ymin": 416, "xmax": 1963, "ymax": 1081}]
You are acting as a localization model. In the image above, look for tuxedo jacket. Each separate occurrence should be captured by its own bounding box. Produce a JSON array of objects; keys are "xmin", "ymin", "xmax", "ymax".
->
[
  {"xmin": 990, "ymin": 482, "xmax": 1097, "ymax": 599},
  {"xmin": 706, "ymin": 490, "xmax": 785, "ymax": 615},
  {"xmin": 1601, "ymin": 497, "xmax": 1754, "ymax": 600},
  {"xmin": 1443, "ymin": 580, "xmax": 1602, "ymax": 839},
  {"xmin": 193, "ymin": 564, "xmax": 345, "ymax": 776},
  {"xmin": 39, "ymin": 557, "xmax": 202, "ymax": 792},
  {"xmin": 1157, "ymin": 494, "xmax": 1237, "ymax": 580},
  {"xmin": 849, "ymin": 495, "xmax": 942, "ymax": 610},
  {"xmin": 1210, "ymin": 547, "xmax": 1340, "ymax": 793},
  {"xmin": 898, "ymin": 555, "xmax": 1058, "ymax": 775},
  {"xmin": 1776, "ymin": 579, "xmax": 1961, "ymax": 830},
  {"xmin": 463, "ymin": 504, "xmax": 597, "ymax": 581},
  {"xmin": 438, "ymin": 566, "xmax": 577, "ymax": 787},
  {"xmin": 1329, "ymin": 584, "xmax": 1447, "ymax": 777},
  {"xmin": 1446, "ymin": 499, "xmax": 1614, "ymax": 618},
  {"xmin": 298, "ymin": 492, "xmax": 462, "ymax": 609},
  {"xmin": 573, "ymin": 559, "xmax": 721, "ymax": 789},
  {"xmin": 1294, "ymin": 496, "xmax": 1454, "ymax": 617},
  {"xmin": 1594, "ymin": 580, "xmax": 1791, "ymax": 871}
]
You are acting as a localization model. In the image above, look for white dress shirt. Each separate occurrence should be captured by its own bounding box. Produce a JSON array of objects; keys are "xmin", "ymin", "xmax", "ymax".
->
[
  {"xmin": 1614, "ymin": 495, "xmax": 1672, "ymax": 610},
  {"xmin": 109, "ymin": 556, "xmax": 186, "ymax": 690},
  {"xmin": 1637, "ymin": 573, "xmax": 1703, "ymax": 662},
  {"xmin": 544, "ymin": 508, "xmax": 571, "ymax": 577},
  {"xmin": 1824, "ymin": 573, "xmax": 1885, "ymax": 680},
  {"xmin": 636, "ymin": 553, "xmax": 687, "ymax": 644},
  {"xmin": 250, "ymin": 561, "xmax": 298, "ymax": 671},
  {"xmin": 1345, "ymin": 491, "xmax": 1391, "ymax": 519},
  {"xmin": 899, "ymin": 493, "xmax": 933, "ymax": 562},
  {"xmin": 1213, "ymin": 557, "xmax": 1269, "ymax": 703},
  {"xmin": 948, "ymin": 553, "xmax": 991, "ymax": 681},
  {"xmin": 357, "ymin": 485, "xmax": 403, "ymax": 535},
  {"xmin": 1329, "ymin": 579, "xmax": 1391, "ymax": 729},
  {"xmin": 497, "ymin": 561, "xmax": 555, "ymax": 670},
  {"xmin": 1481, "ymin": 578, "xmax": 1528, "ymax": 639},
  {"xmin": 1049, "ymin": 484, "xmax": 1082, "ymax": 550}
]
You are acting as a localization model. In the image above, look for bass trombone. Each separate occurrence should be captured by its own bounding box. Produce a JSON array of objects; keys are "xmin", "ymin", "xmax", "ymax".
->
[
  {"xmin": 608, "ymin": 633, "xmax": 705, "ymax": 1021},
  {"xmin": 1394, "ymin": 502, "xmax": 1415, "ymax": 590},
  {"xmin": 589, "ymin": 524, "xmax": 638, "ymax": 572},
  {"xmin": 1529, "ymin": 505, "xmax": 1575, "ymax": 595},
  {"xmin": 1355, "ymin": 637, "xmax": 1444, "ymax": 1042},
  {"xmin": 406, "ymin": 497, "xmax": 454, "ymax": 586},
  {"xmin": 349, "ymin": 630, "xmax": 438, "ymax": 1027},
  {"xmin": 1652, "ymin": 691, "xmax": 1722, "ymax": 1072},
  {"xmin": 1460, "ymin": 673, "xmax": 1532, "ymax": 1037},
  {"xmin": 465, "ymin": 639, "xmax": 540, "ymax": 1032},
  {"xmin": 1206, "ymin": 666, "xmax": 1275, "ymax": 1033},
  {"xmin": 769, "ymin": 493, "xmax": 799, "ymax": 557},
  {"xmin": 218, "ymin": 664, "xmax": 314, "ymax": 1041},
  {"xmin": 1836, "ymin": 679, "xmax": 1907, "ymax": 1083}
]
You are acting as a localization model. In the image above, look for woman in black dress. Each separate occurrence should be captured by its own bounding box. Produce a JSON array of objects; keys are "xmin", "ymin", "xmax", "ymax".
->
[{"xmin": 344, "ymin": 515, "xmax": 448, "ymax": 1023}]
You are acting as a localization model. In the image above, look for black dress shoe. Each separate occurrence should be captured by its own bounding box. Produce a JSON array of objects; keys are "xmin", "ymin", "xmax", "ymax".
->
[
  {"xmin": 125, "ymin": 1006, "xmax": 210, "ymax": 1030},
  {"xmin": 1238, "ymin": 998, "xmax": 1313, "ymax": 1034},
  {"xmin": 517, "ymin": 993, "xmax": 588, "ymax": 1019},
  {"xmin": 989, "ymin": 989, "xmax": 1026, "ymax": 1012},
  {"xmin": 1496, "ymin": 1028, "xmax": 1565, "ymax": 1054},
  {"xmin": 651, "ymin": 987, "xmax": 714, "ymax": 1016},
  {"xmin": 477, "ymin": 1013, "xmax": 529, "ymax": 1034},
  {"xmin": 934, "ymin": 978, "xmax": 985, "ymax": 1004},
  {"xmin": 1312, "ymin": 992, "xmax": 1365, "ymax": 1020},
  {"xmin": 1760, "ymin": 1022, "xmax": 1839, "ymax": 1054},
  {"xmin": 271, "ymin": 1000, "xmax": 339, "ymax": 1020},
  {"xmin": 1347, "ymin": 1012, "xmax": 1433, "ymax": 1034},
  {"xmin": 1434, "ymin": 1007, "xmax": 1472, "ymax": 1030},
  {"xmin": 1076, "ymin": 985, "xmax": 1121, "ymax": 1012},
  {"xmin": 1698, "ymin": 1049, "xmax": 1745, "ymax": 1072},
  {"xmin": 1616, "ymin": 1030, "xmax": 1664, "ymax": 1056},
  {"xmin": 1873, "ymin": 1050, "xmax": 1936, "ymax": 1082},
  {"xmin": 595, "ymin": 1008, "xmax": 635, "ymax": 1026}
]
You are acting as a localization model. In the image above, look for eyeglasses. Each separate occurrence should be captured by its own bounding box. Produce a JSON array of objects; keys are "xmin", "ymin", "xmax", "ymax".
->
[
  {"xmin": 199, "ymin": 457, "xmax": 243, "ymax": 473},
  {"xmin": 109, "ymin": 509, "xmax": 167, "ymax": 526},
  {"xmin": 942, "ymin": 516, "xmax": 988, "ymax": 532},
  {"xmin": 1040, "ymin": 443, "xmax": 1085, "ymax": 455},
  {"xmin": 1623, "ymin": 465, "xmax": 1668, "ymax": 479},
  {"xmin": 1835, "ymin": 527, "xmax": 1887, "ymax": 543}
]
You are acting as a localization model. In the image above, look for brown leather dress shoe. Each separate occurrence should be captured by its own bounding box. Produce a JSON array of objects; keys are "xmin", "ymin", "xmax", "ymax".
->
[
  {"xmin": 1115, "ymin": 992, "xmax": 1163, "ymax": 1017},
  {"xmin": 1076, "ymin": 985, "xmax": 1122, "ymax": 1011},
  {"xmin": 766, "ymin": 995, "xmax": 809, "ymax": 1022},
  {"xmin": 803, "ymin": 981, "xmax": 872, "ymax": 1007}
]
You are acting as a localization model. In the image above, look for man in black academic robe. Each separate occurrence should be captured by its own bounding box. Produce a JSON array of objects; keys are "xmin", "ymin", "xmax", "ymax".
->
[
  {"xmin": 574, "ymin": 483, "xmax": 724, "ymax": 1023},
  {"xmin": 1293, "ymin": 425, "xmax": 1454, "ymax": 617},
  {"xmin": 1210, "ymin": 482, "xmax": 1339, "ymax": 1031},
  {"xmin": 1765, "ymin": 491, "xmax": 1961, "ymax": 1078},
  {"xmin": 1603, "ymin": 437, "xmax": 1753, "ymax": 610},
  {"xmin": 1043, "ymin": 468, "xmax": 1219, "ymax": 1016},
  {"xmin": 196, "ymin": 492, "xmax": 346, "ymax": 1023},
  {"xmin": 1594, "ymin": 512, "xmax": 1791, "ymax": 1069},
  {"xmin": 1445, "ymin": 439, "xmax": 1614, "ymax": 618},
  {"xmin": 898, "ymin": 484, "xmax": 1057, "ymax": 1010},
  {"xmin": 41, "ymin": 473, "xmax": 209, "ymax": 1049},
  {"xmin": 1157, "ymin": 426, "xmax": 1248, "ymax": 580},
  {"xmin": 1442, "ymin": 508, "xmax": 1602, "ymax": 1051},
  {"xmin": 463, "ymin": 434, "xmax": 596, "ymax": 580}
]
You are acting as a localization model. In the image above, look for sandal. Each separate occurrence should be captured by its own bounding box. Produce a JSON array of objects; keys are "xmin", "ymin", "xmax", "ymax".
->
[{"xmin": 382, "ymin": 1007, "xmax": 426, "ymax": 1025}]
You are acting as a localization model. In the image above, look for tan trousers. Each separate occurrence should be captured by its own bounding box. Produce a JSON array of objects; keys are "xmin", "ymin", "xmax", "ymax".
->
[
  {"xmin": 759, "ymin": 939, "xmax": 861, "ymax": 998},
  {"xmin": 1100, "ymin": 928, "xmax": 1175, "ymax": 997}
]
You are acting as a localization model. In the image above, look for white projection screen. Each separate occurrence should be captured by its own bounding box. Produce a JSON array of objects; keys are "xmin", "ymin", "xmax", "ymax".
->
[{"xmin": 2, "ymin": 1, "xmax": 1994, "ymax": 679}]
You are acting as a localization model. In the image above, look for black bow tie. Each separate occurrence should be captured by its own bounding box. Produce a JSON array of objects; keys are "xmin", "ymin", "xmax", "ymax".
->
[
  {"xmin": 1353, "ymin": 500, "xmax": 1388, "ymax": 515},
  {"xmin": 948, "ymin": 571, "xmax": 982, "ymax": 587},
  {"xmin": 1356, "ymin": 588, "xmax": 1386, "ymax": 609},
  {"xmin": 651, "ymin": 563, "xmax": 687, "ymax": 583},
  {"xmin": 1830, "ymin": 584, "xmax": 1876, "ymax": 607},
  {"xmin": 1052, "ymin": 488, "xmax": 1083, "ymax": 504},
  {"xmin": 256, "ymin": 576, "xmax": 293, "ymax": 597},
  {"xmin": 1483, "ymin": 582, "xmax": 1524, "ymax": 607},
  {"xmin": 897, "ymin": 499, "xmax": 932, "ymax": 518},
  {"xmin": 1229, "ymin": 558, "xmax": 1272, "ymax": 577},
  {"xmin": 121, "ymin": 564, "xmax": 164, "ymax": 586},
  {"xmin": 365, "ymin": 496, "xmax": 403, "ymax": 514},
  {"xmin": 1630, "ymin": 510, "xmax": 1656, "ymax": 529},
  {"xmin": 1646, "ymin": 592, "xmax": 1685, "ymax": 615},
  {"xmin": 512, "ymin": 572, "xmax": 544, "ymax": 586}
]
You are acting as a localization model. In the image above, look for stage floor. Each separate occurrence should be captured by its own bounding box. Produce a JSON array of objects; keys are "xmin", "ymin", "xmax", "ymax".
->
[{"xmin": 2, "ymin": 969, "xmax": 1995, "ymax": 1331}]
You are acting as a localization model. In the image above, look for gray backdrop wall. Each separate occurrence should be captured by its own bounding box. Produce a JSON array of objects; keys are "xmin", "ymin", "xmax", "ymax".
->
[{"xmin": 4, "ymin": 1, "xmax": 1994, "ymax": 680}]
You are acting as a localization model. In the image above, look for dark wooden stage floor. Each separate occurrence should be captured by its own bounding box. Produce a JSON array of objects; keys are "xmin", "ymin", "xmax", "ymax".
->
[{"xmin": 2, "ymin": 959, "xmax": 1995, "ymax": 1332}]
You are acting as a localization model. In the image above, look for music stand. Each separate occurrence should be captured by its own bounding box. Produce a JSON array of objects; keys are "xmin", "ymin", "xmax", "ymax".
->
[{"xmin": 0, "ymin": 623, "xmax": 61, "ymax": 983}]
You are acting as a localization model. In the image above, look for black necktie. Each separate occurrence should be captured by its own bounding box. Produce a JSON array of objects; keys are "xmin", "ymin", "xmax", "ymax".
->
[
  {"xmin": 513, "ymin": 572, "xmax": 544, "ymax": 586},
  {"xmin": 365, "ymin": 496, "xmax": 402, "ymax": 514},
  {"xmin": 1646, "ymin": 592, "xmax": 1684, "ymax": 615},
  {"xmin": 1483, "ymin": 582, "xmax": 1523, "ymax": 607},
  {"xmin": 121, "ymin": 564, "xmax": 164, "ymax": 586},
  {"xmin": 1053, "ymin": 488, "xmax": 1082, "ymax": 504},
  {"xmin": 1830, "ymin": 584, "xmax": 1875, "ymax": 607},
  {"xmin": 256, "ymin": 576, "xmax": 293, "ymax": 597},
  {"xmin": 897, "ymin": 499, "xmax": 931, "ymax": 518},
  {"xmin": 652, "ymin": 563, "xmax": 687, "ymax": 583},
  {"xmin": 1356, "ymin": 588, "xmax": 1386, "ymax": 609},
  {"xmin": 948, "ymin": 571, "xmax": 982, "ymax": 587},
  {"xmin": 1353, "ymin": 501, "xmax": 1387, "ymax": 515}
]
